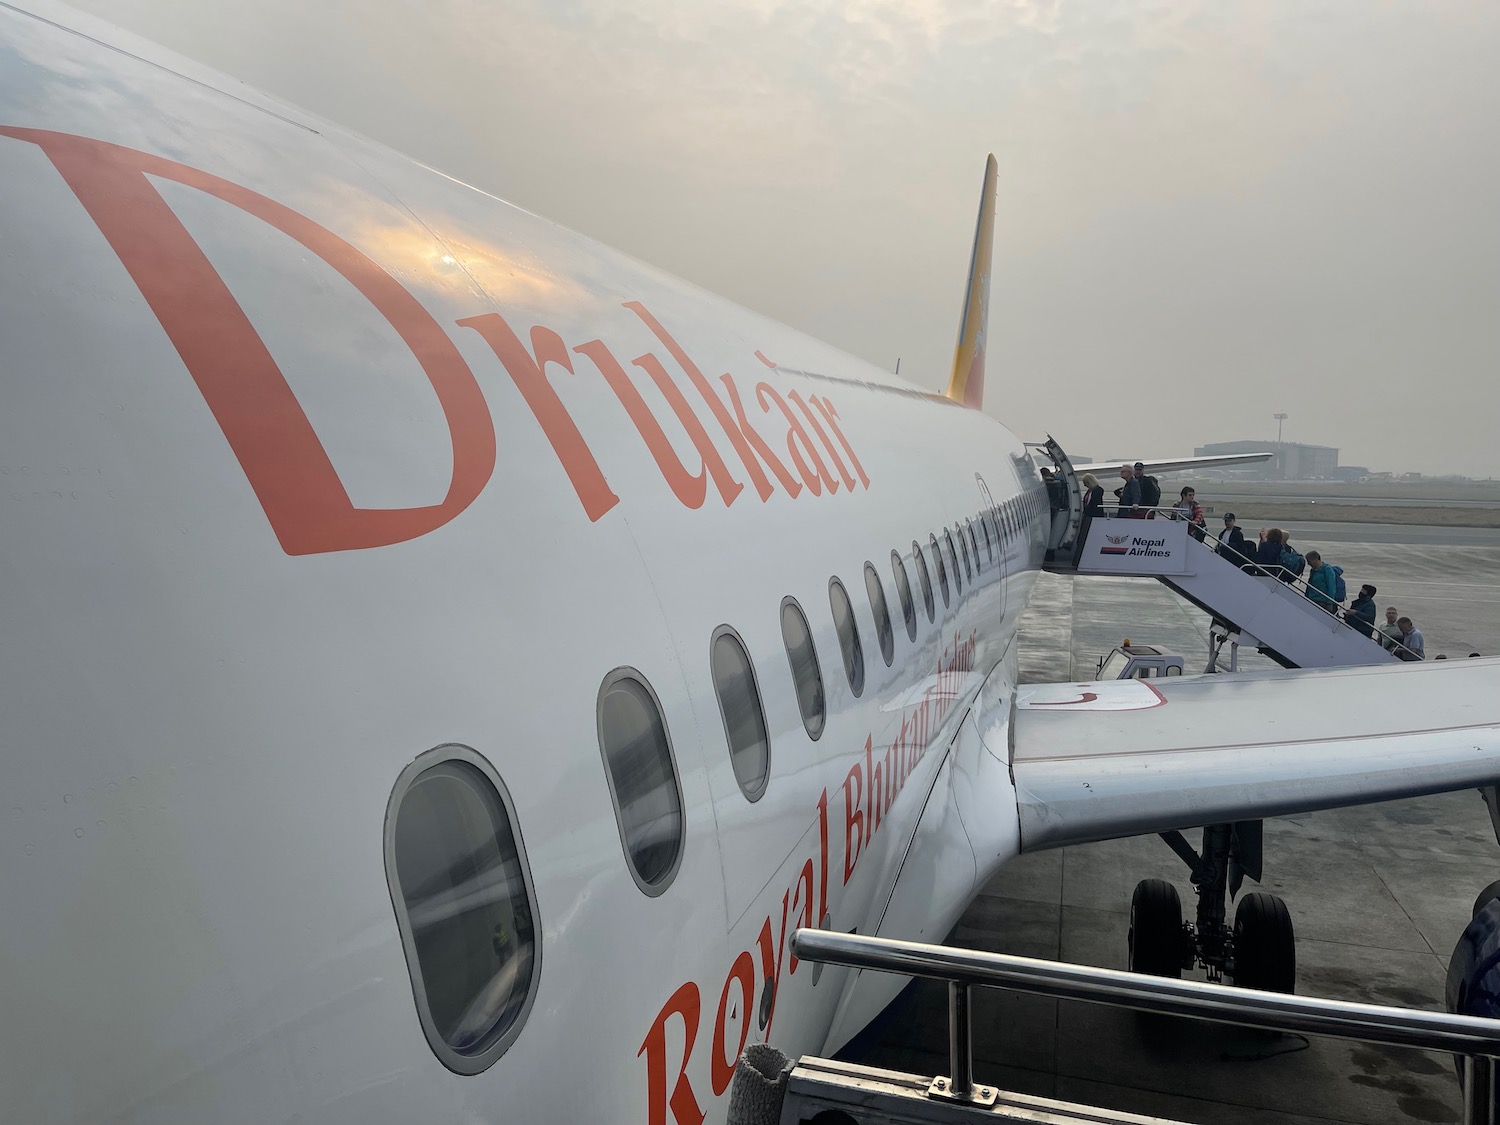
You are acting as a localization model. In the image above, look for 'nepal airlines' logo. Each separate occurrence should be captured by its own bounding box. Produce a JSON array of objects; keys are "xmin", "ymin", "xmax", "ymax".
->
[{"xmin": 1, "ymin": 127, "xmax": 869, "ymax": 555}]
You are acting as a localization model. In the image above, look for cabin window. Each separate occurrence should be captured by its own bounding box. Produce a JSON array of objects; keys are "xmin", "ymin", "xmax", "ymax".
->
[
  {"xmin": 597, "ymin": 670, "xmax": 685, "ymax": 895},
  {"xmin": 891, "ymin": 550, "xmax": 918, "ymax": 641},
  {"xmin": 912, "ymin": 540, "xmax": 935, "ymax": 623},
  {"xmin": 711, "ymin": 627, "xmax": 771, "ymax": 801},
  {"xmin": 980, "ymin": 516, "xmax": 993, "ymax": 562},
  {"xmin": 930, "ymin": 534, "xmax": 950, "ymax": 608},
  {"xmin": 386, "ymin": 747, "xmax": 540, "ymax": 1075},
  {"xmin": 829, "ymin": 577, "xmax": 865, "ymax": 697},
  {"xmin": 864, "ymin": 562, "xmax": 895, "ymax": 667},
  {"xmin": 958, "ymin": 526, "xmax": 973, "ymax": 582},
  {"xmin": 781, "ymin": 597, "xmax": 826, "ymax": 741},
  {"xmin": 945, "ymin": 529, "xmax": 963, "ymax": 594},
  {"xmin": 967, "ymin": 521, "xmax": 981, "ymax": 568}
]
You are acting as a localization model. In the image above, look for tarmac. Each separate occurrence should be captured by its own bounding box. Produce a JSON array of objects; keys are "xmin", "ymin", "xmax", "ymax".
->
[{"xmin": 841, "ymin": 523, "xmax": 1500, "ymax": 1124}]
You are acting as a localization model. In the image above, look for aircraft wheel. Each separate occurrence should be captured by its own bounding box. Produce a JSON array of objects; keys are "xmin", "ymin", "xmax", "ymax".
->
[
  {"xmin": 1233, "ymin": 892, "xmax": 1296, "ymax": 993},
  {"xmin": 1128, "ymin": 878, "xmax": 1183, "ymax": 978},
  {"xmin": 1471, "ymin": 879, "xmax": 1500, "ymax": 920}
]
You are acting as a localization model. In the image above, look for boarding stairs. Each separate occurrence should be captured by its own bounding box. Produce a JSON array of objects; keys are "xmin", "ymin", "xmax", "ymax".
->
[
  {"xmin": 1027, "ymin": 436, "xmax": 1405, "ymax": 671},
  {"xmin": 1063, "ymin": 516, "xmax": 1398, "ymax": 670}
]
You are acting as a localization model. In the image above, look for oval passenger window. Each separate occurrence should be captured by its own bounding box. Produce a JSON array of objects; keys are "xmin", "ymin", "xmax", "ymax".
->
[
  {"xmin": 945, "ymin": 529, "xmax": 963, "ymax": 594},
  {"xmin": 864, "ymin": 562, "xmax": 895, "ymax": 667},
  {"xmin": 387, "ymin": 749, "xmax": 540, "ymax": 1074},
  {"xmin": 781, "ymin": 597, "xmax": 826, "ymax": 740},
  {"xmin": 930, "ymin": 535, "xmax": 950, "ymax": 608},
  {"xmin": 906, "ymin": 543, "xmax": 930, "ymax": 627},
  {"xmin": 967, "ymin": 521, "xmax": 981, "ymax": 569},
  {"xmin": 958, "ymin": 526, "xmax": 973, "ymax": 582},
  {"xmin": 597, "ymin": 671, "xmax": 685, "ymax": 895},
  {"xmin": 829, "ymin": 577, "xmax": 865, "ymax": 697},
  {"xmin": 711, "ymin": 627, "xmax": 771, "ymax": 801},
  {"xmin": 891, "ymin": 550, "xmax": 918, "ymax": 641}
]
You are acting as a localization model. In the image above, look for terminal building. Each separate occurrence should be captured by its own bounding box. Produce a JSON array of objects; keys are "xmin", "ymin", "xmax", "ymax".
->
[{"xmin": 1194, "ymin": 440, "xmax": 1339, "ymax": 481}]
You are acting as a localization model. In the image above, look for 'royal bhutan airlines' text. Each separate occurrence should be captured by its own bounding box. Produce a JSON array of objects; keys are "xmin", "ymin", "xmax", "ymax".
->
[{"xmin": 639, "ymin": 631, "xmax": 979, "ymax": 1125}]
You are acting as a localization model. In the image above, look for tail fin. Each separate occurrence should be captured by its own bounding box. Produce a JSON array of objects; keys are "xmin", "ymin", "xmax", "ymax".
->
[{"xmin": 944, "ymin": 154, "xmax": 998, "ymax": 409}]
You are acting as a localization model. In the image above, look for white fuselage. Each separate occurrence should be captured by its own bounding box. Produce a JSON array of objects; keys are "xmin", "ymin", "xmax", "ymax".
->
[{"xmin": 0, "ymin": 4, "xmax": 1048, "ymax": 1122}]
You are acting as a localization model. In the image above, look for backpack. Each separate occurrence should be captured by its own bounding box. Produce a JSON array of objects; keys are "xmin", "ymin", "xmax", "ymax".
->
[
  {"xmin": 1280, "ymin": 547, "xmax": 1305, "ymax": 576},
  {"xmin": 1139, "ymin": 475, "xmax": 1161, "ymax": 507},
  {"xmin": 1331, "ymin": 565, "xmax": 1346, "ymax": 602}
]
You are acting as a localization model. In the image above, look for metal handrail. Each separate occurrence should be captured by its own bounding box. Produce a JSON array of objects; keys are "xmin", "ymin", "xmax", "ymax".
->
[
  {"xmin": 1192, "ymin": 536, "xmax": 1424, "ymax": 659},
  {"xmin": 792, "ymin": 928, "xmax": 1500, "ymax": 1121}
]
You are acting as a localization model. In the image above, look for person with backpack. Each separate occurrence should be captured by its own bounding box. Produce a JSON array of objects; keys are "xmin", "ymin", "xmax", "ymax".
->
[
  {"xmin": 1255, "ymin": 528, "xmax": 1284, "ymax": 575},
  {"xmin": 1304, "ymin": 550, "xmax": 1344, "ymax": 611},
  {"xmin": 1278, "ymin": 533, "xmax": 1305, "ymax": 584},
  {"xmin": 1134, "ymin": 462, "xmax": 1162, "ymax": 516}
]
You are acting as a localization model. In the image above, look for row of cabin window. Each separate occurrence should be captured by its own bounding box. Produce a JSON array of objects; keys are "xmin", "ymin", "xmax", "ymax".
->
[
  {"xmin": 381, "ymin": 491, "xmax": 1039, "ymax": 1075},
  {"xmin": 784, "ymin": 509, "xmax": 1009, "ymax": 744}
]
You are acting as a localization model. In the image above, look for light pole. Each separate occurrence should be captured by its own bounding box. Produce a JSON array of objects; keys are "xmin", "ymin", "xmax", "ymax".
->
[{"xmin": 1274, "ymin": 413, "xmax": 1288, "ymax": 444}]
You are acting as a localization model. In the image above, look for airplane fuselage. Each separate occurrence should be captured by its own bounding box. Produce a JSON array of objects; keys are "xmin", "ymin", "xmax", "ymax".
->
[{"xmin": 0, "ymin": 4, "xmax": 1047, "ymax": 1122}]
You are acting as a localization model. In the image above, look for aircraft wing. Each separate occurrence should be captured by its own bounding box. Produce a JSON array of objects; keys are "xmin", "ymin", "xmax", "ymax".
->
[
  {"xmin": 1010, "ymin": 660, "xmax": 1500, "ymax": 852},
  {"xmin": 1072, "ymin": 453, "xmax": 1274, "ymax": 476}
]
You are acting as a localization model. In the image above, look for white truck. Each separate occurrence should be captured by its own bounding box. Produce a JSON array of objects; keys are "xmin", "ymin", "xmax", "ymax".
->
[{"xmin": 1095, "ymin": 642, "xmax": 1186, "ymax": 681}]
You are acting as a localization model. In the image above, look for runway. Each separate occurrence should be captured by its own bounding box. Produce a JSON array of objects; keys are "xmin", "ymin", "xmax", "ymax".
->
[{"xmin": 840, "ymin": 529, "xmax": 1500, "ymax": 1123}]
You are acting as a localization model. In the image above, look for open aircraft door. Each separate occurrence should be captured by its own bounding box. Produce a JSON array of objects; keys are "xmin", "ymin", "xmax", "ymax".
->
[{"xmin": 1030, "ymin": 437, "xmax": 1081, "ymax": 555}]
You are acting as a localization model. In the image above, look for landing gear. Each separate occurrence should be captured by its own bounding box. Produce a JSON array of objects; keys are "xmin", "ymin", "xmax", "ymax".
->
[
  {"xmin": 1232, "ymin": 892, "xmax": 1296, "ymax": 992},
  {"xmin": 1128, "ymin": 878, "xmax": 1185, "ymax": 978},
  {"xmin": 1127, "ymin": 822, "xmax": 1296, "ymax": 993}
]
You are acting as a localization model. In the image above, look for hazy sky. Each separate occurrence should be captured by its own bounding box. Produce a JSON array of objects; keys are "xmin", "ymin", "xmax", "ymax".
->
[{"xmin": 67, "ymin": 0, "xmax": 1500, "ymax": 476}]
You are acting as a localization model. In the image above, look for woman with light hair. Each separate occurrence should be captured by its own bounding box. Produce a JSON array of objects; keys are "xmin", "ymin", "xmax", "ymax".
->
[{"xmin": 1080, "ymin": 473, "xmax": 1105, "ymax": 518}]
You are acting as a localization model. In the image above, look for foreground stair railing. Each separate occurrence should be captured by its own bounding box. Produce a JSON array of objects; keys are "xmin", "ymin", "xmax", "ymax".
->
[{"xmin": 790, "ymin": 928, "xmax": 1500, "ymax": 1124}]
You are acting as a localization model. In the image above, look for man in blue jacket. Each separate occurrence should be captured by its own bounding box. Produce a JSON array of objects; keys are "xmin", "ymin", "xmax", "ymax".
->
[{"xmin": 1305, "ymin": 551, "xmax": 1343, "ymax": 611}]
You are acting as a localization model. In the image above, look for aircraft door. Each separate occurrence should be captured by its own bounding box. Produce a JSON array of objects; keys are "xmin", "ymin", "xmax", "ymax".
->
[{"xmin": 1039, "ymin": 436, "xmax": 1082, "ymax": 553}]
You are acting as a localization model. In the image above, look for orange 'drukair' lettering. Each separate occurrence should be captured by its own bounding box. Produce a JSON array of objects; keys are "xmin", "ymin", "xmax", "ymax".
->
[{"xmin": 1, "ymin": 127, "xmax": 496, "ymax": 555}]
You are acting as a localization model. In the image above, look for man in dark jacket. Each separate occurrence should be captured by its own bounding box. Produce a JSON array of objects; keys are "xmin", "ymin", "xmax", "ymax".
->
[
  {"xmin": 1115, "ymin": 465, "xmax": 1143, "ymax": 517},
  {"xmin": 1345, "ymin": 584, "xmax": 1378, "ymax": 637},
  {"xmin": 1134, "ymin": 462, "xmax": 1162, "ymax": 514},
  {"xmin": 1217, "ymin": 513, "xmax": 1248, "ymax": 563}
]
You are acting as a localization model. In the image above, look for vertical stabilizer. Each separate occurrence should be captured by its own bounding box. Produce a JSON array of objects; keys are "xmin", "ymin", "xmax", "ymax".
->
[{"xmin": 944, "ymin": 154, "xmax": 998, "ymax": 409}]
